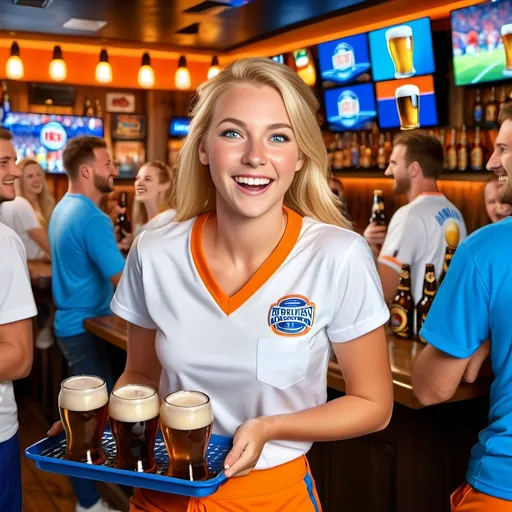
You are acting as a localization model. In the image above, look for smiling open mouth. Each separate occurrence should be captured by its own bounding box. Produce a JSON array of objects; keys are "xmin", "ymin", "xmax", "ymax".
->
[{"xmin": 233, "ymin": 176, "xmax": 273, "ymax": 192}]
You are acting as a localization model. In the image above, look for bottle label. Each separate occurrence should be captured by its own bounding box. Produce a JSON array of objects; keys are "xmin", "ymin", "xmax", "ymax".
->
[
  {"xmin": 486, "ymin": 105, "xmax": 497, "ymax": 122},
  {"xmin": 390, "ymin": 305, "xmax": 410, "ymax": 337},
  {"xmin": 457, "ymin": 149, "xmax": 468, "ymax": 171},
  {"xmin": 471, "ymin": 148, "xmax": 483, "ymax": 170},
  {"xmin": 474, "ymin": 107, "xmax": 483, "ymax": 123},
  {"xmin": 447, "ymin": 149, "xmax": 457, "ymax": 170}
]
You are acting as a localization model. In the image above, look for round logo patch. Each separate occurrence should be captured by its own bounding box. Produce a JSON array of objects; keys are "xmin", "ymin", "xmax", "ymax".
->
[
  {"xmin": 268, "ymin": 295, "xmax": 316, "ymax": 337},
  {"xmin": 40, "ymin": 122, "xmax": 67, "ymax": 151}
]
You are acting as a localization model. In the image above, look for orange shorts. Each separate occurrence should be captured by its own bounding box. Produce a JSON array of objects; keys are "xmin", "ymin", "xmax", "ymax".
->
[
  {"xmin": 130, "ymin": 455, "xmax": 322, "ymax": 512},
  {"xmin": 451, "ymin": 483, "xmax": 512, "ymax": 511}
]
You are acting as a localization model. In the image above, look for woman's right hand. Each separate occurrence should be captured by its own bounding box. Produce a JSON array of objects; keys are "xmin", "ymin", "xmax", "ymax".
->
[
  {"xmin": 118, "ymin": 231, "xmax": 134, "ymax": 252},
  {"xmin": 47, "ymin": 420, "xmax": 63, "ymax": 437}
]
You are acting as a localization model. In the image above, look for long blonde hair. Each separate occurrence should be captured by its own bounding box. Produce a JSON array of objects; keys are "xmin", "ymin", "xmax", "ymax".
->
[
  {"xmin": 175, "ymin": 57, "xmax": 352, "ymax": 230},
  {"xmin": 132, "ymin": 160, "xmax": 177, "ymax": 226},
  {"xmin": 15, "ymin": 158, "xmax": 56, "ymax": 228}
]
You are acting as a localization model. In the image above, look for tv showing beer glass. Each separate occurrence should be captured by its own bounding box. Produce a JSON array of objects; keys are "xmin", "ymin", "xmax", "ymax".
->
[
  {"xmin": 324, "ymin": 82, "xmax": 378, "ymax": 132},
  {"xmin": 375, "ymin": 75, "xmax": 438, "ymax": 130},
  {"xmin": 368, "ymin": 17, "xmax": 435, "ymax": 82},
  {"xmin": 317, "ymin": 33, "xmax": 372, "ymax": 87},
  {"xmin": 450, "ymin": 0, "xmax": 512, "ymax": 86},
  {"xmin": 58, "ymin": 375, "xmax": 109, "ymax": 464},
  {"xmin": 160, "ymin": 390, "xmax": 213, "ymax": 481},
  {"xmin": 109, "ymin": 384, "xmax": 160, "ymax": 473}
]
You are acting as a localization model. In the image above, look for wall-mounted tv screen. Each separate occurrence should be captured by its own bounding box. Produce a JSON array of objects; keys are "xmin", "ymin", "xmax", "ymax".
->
[
  {"xmin": 375, "ymin": 75, "xmax": 438, "ymax": 130},
  {"xmin": 369, "ymin": 17, "xmax": 435, "ymax": 82},
  {"xmin": 324, "ymin": 82, "xmax": 378, "ymax": 131},
  {"xmin": 3, "ymin": 112, "xmax": 104, "ymax": 174},
  {"xmin": 318, "ymin": 33, "xmax": 372, "ymax": 86},
  {"xmin": 169, "ymin": 117, "xmax": 190, "ymax": 137},
  {"xmin": 450, "ymin": 0, "xmax": 512, "ymax": 86}
]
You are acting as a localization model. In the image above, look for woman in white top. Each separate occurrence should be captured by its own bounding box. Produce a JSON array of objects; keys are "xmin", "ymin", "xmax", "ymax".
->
[{"xmin": 110, "ymin": 58, "xmax": 393, "ymax": 512}]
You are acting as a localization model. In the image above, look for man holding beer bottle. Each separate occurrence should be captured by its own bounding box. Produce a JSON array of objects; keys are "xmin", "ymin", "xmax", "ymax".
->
[
  {"xmin": 363, "ymin": 133, "xmax": 467, "ymax": 304},
  {"xmin": 0, "ymin": 128, "xmax": 37, "ymax": 512},
  {"xmin": 413, "ymin": 104, "xmax": 512, "ymax": 511},
  {"xmin": 49, "ymin": 137, "xmax": 124, "ymax": 512}
]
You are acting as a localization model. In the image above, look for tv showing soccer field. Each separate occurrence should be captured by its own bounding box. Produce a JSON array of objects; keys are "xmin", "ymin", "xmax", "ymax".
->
[
  {"xmin": 317, "ymin": 33, "xmax": 372, "ymax": 86},
  {"xmin": 375, "ymin": 75, "xmax": 438, "ymax": 130},
  {"xmin": 368, "ymin": 17, "xmax": 435, "ymax": 82},
  {"xmin": 451, "ymin": 0, "xmax": 512, "ymax": 86},
  {"xmin": 324, "ymin": 82, "xmax": 378, "ymax": 131}
]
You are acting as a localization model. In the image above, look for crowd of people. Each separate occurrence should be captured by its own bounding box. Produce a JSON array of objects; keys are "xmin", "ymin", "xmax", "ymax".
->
[{"xmin": 0, "ymin": 57, "xmax": 511, "ymax": 512}]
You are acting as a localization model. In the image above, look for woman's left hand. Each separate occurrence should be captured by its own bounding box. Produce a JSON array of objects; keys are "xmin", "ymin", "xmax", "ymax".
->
[{"xmin": 223, "ymin": 418, "xmax": 274, "ymax": 478}]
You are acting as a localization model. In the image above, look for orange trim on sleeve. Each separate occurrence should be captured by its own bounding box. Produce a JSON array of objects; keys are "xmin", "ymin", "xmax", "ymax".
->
[
  {"xmin": 418, "ymin": 192, "xmax": 444, "ymax": 197},
  {"xmin": 379, "ymin": 255, "xmax": 402, "ymax": 268},
  {"xmin": 190, "ymin": 207, "xmax": 303, "ymax": 316}
]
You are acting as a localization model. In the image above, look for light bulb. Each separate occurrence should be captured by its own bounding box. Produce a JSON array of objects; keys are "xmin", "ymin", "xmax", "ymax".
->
[
  {"xmin": 175, "ymin": 56, "xmax": 191, "ymax": 89},
  {"xmin": 138, "ymin": 53, "xmax": 155, "ymax": 88},
  {"xmin": 6, "ymin": 42, "xmax": 24, "ymax": 80},
  {"xmin": 95, "ymin": 49, "xmax": 112, "ymax": 84},
  {"xmin": 207, "ymin": 56, "xmax": 220, "ymax": 80},
  {"xmin": 49, "ymin": 46, "xmax": 67, "ymax": 82}
]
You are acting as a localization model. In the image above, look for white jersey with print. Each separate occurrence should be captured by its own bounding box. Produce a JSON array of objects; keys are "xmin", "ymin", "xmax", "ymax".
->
[
  {"xmin": 133, "ymin": 209, "xmax": 176, "ymax": 238},
  {"xmin": 0, "ymin": 196, "xmax": 45, "ymax": 260},
  {"xmin": 379, "ymin": 192, "xmax": 467, "ymax": 304},
  {"xmin": 111, "ymin": 208, "xmax": 389, "ymax": 469},
  {"xmin": 0, "ymin": 222, "xmax": 37, "ymax": 443}
]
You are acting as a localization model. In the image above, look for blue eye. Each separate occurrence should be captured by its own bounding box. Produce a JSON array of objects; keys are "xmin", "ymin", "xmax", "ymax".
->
[
  {"xmin": 222, "ymin": 130, "xmax": 241, "ymax": 139},
  {"xmin": 270, "ymin": 134, "xmax": 289, "ymax": 143}
]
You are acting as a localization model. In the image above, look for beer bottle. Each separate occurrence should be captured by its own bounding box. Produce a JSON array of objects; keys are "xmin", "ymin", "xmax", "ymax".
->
[
  {"xmin": 83, "ymin": 97, "xmax": 95, "ymax": 117},
  {"xmin": 485, "ymin": 87, "xmax": 498, "ymax": 124},
  {"xmin": 470, "ymin": 127, "xmax": 484, "ymax": 170},
  {"xmin": 416, "ymin": 263, "xmax": 437, "ymax": 340},
  {"xmin": 439, "ymin": 246, "xmax": 455, "ymax": 285},
  {"xmin": 369, "ymin": 189, "xmax": 386, "ymax": 226},
  {"xmin": 457, "ymin": 124, "xmax": 468, "ymax": 171},
  {"xmin": 384, "ymin": 132, "xmax": 393, "ymax": 164},
  {"xmin": 115, "ymin": 192, "xmax": 132, "ymax": 253},
  {"xmin": 342, "ymin": 133, "xmax": 352, "ymax": 169},
  {"xmin": 446, "ymin": 128, "xmax": 457, "ymax": 171},
  {"xmin": 389, "ymin": 264, "xmax": 415, "ymax": 339},
  {"xmin": 473, "ymin": 89, "xmax": 483, "ymax": 126},
  {"xmin": 333, "ymin": 133, "xmax": 343, "ymax": 170},
  {"xmin": 94, "ymin": 99, "xmax": 103, "ymax": 118},
  {"xmin": 327, "ymin": 139, "xmax": 335, "ymax": 169},
  {"xmin": 360, "ymin": 133, "xmax": 372, "ymax": 169},
  {"xmin": 377, "ymin": 134, "xmax": 386, "ymax": 170},
  {"xmin": 499, "ymin": 87, "xmax": 507, "ymax": 119},
  {"xmin": 350, "ymin": 133, "xmax": 360, "ymax": 168}
]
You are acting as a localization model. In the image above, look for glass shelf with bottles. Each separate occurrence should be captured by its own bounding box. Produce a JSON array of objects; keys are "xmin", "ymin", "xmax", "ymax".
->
[{"xmin": 468, "ymin": 84, "xmax": 511, "ymax": 130}]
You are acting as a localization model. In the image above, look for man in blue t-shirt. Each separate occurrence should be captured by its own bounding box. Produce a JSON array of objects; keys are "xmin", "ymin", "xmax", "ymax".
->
[
  {"xmin": 49, "ymin": 136, "xmax": 124, "ymax": 512},
  {"xmin": 412, "ymin": 102, "xmax": 512, "ymax": 511}
]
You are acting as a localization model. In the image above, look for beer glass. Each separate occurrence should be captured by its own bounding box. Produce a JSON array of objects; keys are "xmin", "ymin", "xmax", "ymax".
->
[
  {"xmin": 58, "ymin": 375, "xmax": 108, "ymax": 464},
  {"xmin": 160, "ymin": 390, "xmax": 213, "ymax": 481},
  {"xmin": 386, "ymin": 25, "xmax": 415, "ymax": 79},
  {"xmin": 395, "ymin": 84, "xmax": 420, "ymax": 130},
  {"xmin": 444, "ymin": 220, "xmax": 460, "ymax": 249},
  {"xmin": 109, "ymin": 384, "xmax": 160, "ymax": 473},
  {"xmin": 502, "ymin": 24, "xmax": 512, "ymax": 76}
]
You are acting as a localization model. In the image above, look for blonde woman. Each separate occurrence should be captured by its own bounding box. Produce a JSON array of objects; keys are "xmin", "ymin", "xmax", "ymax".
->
[
  {"xmin": 15, "ymin": 158, "xmax": 55, "ymax": 231},
  {"xmin": 109, "ymin": 58, "xmax": 393, "ymax": 511}
]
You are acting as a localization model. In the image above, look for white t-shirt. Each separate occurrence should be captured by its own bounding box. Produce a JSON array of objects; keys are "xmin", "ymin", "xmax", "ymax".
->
[
  {"xmin": 0, "ymin": 197, "xmax": 45, "ymax": 260},
  {"xmin": 111, "ymin": 208, "xmax": 389, "ymax": 469},
  {"xmin": 0, "ymin": 222, "xmax": 38, "ymax": 443},
  {"xmin": 379, "ymin": 192, "xmax": 467, "ymax": 304},
  {"xmin": 133, "ymin": 209, "xmax": 177, "ymax": 237}
]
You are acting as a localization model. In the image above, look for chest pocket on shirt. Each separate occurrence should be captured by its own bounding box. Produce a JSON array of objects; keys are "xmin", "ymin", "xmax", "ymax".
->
[{"xmin": 256, "ymin": 337, "xmax": 310, "ymax": 390}]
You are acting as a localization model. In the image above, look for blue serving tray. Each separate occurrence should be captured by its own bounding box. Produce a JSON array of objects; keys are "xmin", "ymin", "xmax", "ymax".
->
[{"xmin": 25, "ymin": 427, "xmax": 232, "ymax": 497}]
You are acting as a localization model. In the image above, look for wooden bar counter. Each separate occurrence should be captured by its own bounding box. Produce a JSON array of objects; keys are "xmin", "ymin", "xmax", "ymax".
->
[{"xmin": 85, "ymin": 315, "xmax": 491, "ymax": 512}]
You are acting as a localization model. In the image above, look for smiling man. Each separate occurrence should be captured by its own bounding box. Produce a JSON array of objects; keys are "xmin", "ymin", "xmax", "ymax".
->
[
  {"xmin": 48, "ymin": 136, "xmax": 124, "ymax": 512},
  {"xmin": 0, "ymin": 128, "xmax": 37, "ymax": 512},
  {"xmin": 412, "ymin": 102, "xmax": 512, "ymax": 511}
]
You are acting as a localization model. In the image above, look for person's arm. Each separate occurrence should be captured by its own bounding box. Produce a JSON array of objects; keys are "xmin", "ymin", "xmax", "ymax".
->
[
  {"xmin": 83, "ymin": 213, "xmax": 125, "ymax": 285},
  {"xmin": 0, "ymin": 319, "xmax": 33, "ymax": 380},
  {"xmin": 378, "ymin": 262, "xmax": 401, "ymax": 303},
  {"xmin": 412, "ymin": 243, "xmax": 490, "ymax": 406},
  {"xmin": 224, "ymin": 237, "xmax": 393, "ymax": 477},
  {"xmin": 0, "ymin": 231, "xmax": 37, "ymax": 381},
  {"xmin": 27, "ymin": 227, "xmax": 50, "ymax": 257}
]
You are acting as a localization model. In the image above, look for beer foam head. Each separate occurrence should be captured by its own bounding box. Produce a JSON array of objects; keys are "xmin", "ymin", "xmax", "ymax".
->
[
  {"xmin": 161, "ymin": 391, "xmax": 213, "ymax": 431},
  {"xmin": 385, "ymin": 25, "xmax": 413, "ymax": 40},
  {"xmin": 109, "ymin": 385, "xmax": 160, "ymax": 422},
  {"xmin": 395, "ymin": 84, "xmax": 420, "ymax": 99},
  {"xmin": 59, "ymin": 375, "xmax": 108, "ymax": 412},
  {"xmin": 502, "ymin": 24, "xmax": 512, "ymax": 36}
]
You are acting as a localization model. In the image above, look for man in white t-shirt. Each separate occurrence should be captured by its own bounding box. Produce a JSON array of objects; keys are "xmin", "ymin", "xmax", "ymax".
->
[
  {"xmin": 364, "ymin": 133, "xmax": 467, "ymax": 305},
  {"xmin": 0, "ymin": 128, "xmax": 37, "ymax": 511},
  {"xmin": 0, "ymin": 195, "xmax": 50, "ymax": 260}
]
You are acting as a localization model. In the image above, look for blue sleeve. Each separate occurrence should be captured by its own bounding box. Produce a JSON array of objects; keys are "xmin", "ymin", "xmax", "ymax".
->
[
  {"xmin": 419, "ymin": 243, "xmax": 490, "ymax": 359},
  {"xmin": 83, "ymin": 214, "xmax": 125, "ymax": 280}
]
